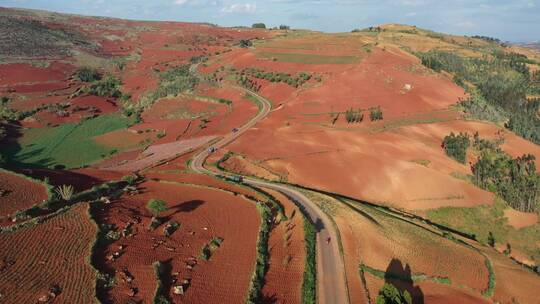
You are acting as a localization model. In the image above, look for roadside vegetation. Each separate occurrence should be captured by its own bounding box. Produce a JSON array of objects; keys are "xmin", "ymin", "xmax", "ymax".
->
[
  {"xmin": 246, "ymin": 202, "xmax": 271, "ymax": 303},
  {"xmin": 302, "ymin": 214, "xmax": 317, "ymax": 304},
  {"xmin": 419, "ymin": 50, "xmax": 540, "ymax": 144}
]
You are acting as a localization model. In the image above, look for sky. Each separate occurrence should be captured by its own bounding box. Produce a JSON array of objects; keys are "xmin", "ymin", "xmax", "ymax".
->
[{"xmin": 1, "ymin": 0, "xmax": 539, "ymax": 42}]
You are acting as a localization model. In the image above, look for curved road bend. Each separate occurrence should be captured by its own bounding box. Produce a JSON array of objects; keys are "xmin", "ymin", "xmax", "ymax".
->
[{"xmin": 190, "ymin": 88, "xmax": 349, "ymax": 304}]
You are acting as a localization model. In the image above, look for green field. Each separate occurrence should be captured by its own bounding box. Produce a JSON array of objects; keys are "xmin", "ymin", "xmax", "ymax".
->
[
  {"xmin": 3, "ymin": 114, "xmax": 132, "ymax": 169},
  {"xmin": 257, "ymin": 52, "xmax": 359, "ymax": 64},
  {"xmin": 427, "ymin": 199, "xmax": 540, "ymax": 264}
]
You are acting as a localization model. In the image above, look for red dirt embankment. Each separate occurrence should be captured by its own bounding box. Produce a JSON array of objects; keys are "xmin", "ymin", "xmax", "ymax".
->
[
  {"xmin": 94, "ymin": 180, "xmax": 260, "ymax": 304},
  {"xmin": 0, "ymin": 204, "xmax": 97, "ymax": 303}
]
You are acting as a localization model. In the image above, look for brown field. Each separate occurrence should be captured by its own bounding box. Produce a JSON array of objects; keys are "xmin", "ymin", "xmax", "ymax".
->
[
  {"xmin": 92, "ymin": 180, "xmax": 261, "ymax": 304},
  {"xmin": 0, "ymin": 170, "xmax": 48, "ymax": 218},
  {"xmin": 0, "ymin": 204, "xmax": 97, "ymax": 303},
  {"xmin": 1, "ymin": 7, "xmax": 539, "ymax": 304}
]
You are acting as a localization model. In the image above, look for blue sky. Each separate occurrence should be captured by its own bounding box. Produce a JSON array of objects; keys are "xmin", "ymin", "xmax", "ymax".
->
[{"xmin": 1, "ymin": 0, "xmax": 539, "ymax": 42}]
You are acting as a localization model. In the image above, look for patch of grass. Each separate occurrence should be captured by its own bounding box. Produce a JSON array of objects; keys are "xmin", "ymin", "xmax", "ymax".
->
[
  {"xmin": 427, "ymin": 198, "xmax": 540, "ymax": 264},
  {"xmin": 4, "ymin": 113, "xmax": 132, "ymax": 169},
  {"xmin": 257, "ymin": 52, "xmax": 359, "ymax": 64},
  {"xmin": 302, "ymin": 213, "xmax": 317, "ymax": 304},
  {"xmin": 483, "ymin": 257, "xmax": 496, "ymax": 298},
  {"xmin": 410, "ymin": 159, "xmax": 431, "ymax": 167}
]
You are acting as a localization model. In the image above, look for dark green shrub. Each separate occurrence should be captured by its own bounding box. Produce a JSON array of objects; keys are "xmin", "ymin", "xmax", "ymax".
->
[
  {"xmin": 442, "ymin": 132, "xmax": 470, "ymax": 163},
  {"xmin": 252, "ymin": 23, "xmax": 266, "ymax": 29},
  {"xmin": 74, "ymin": 67, "xmax": 101, "ymax": 82},
  {"xmin": 376, "ymin": 283, "xmax": 412, "ymax": 304}
]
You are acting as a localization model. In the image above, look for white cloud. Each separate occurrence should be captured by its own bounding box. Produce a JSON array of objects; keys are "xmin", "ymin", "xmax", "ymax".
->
[{"xmin": 221, "ymin": 3, "xmax": 256, "ymax": 13}]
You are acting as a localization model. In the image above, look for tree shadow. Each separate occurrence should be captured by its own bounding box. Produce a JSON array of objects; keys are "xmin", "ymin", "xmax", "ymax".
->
[
  {"xmin": 383, "ymin": 258, "xmax": 424, "ymax": 304},
  {"xmin": 260, "ymin": 293, "xmax": 278, "ymax": 304},
  {"xmin": 171, "ymin": 200, "xmax": 204, "ymax": 214}
]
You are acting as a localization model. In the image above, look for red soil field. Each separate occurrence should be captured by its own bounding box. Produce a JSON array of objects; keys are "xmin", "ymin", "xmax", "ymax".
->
[
  {"xmin": 0, "ymin": 62, "xmax": 74, "ymax": 86},
  {"xmin": 329, "ymin": 196, "xmax": 490, "ymax": 301},
  {"xmin": 71, "ymin": 95, "xmax": 119, "ymax": 114},
  {"xmin": 486, "ymin": 250, "xmax": 540, "ymax": 304},
  {"xmin": 93, "ymin": 180, "xmax": 260, "ymax": 304},
  {"xmin": 260, "ymin": 188, "xmax": 305, "ymax": 304},
  {"xmin": 0, "ymin": 170, "xmax": 48, "ymax": 218},
  {"xmin": 0, "ymin": 204, "xmax": 97, "ymax": 303},
  {"xmin": 503, "ymin": 208, "xmax": 538, "ymax": 229},
  {"xmin": 9, "ymin": 81, "xmax": 69, "ymax": 94}
]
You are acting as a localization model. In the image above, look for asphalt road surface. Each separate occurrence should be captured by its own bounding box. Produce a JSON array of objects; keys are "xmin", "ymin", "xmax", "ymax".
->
[{"xmin": 190, "ymin": 87, "xmax": 349, "ymax": 304}]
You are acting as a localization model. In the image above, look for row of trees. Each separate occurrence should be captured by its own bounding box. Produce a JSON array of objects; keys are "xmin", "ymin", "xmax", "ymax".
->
[
  {"xmin": 420, "ymin": 50, "xmax": 540, "ymax": 144},
  {"xmin": 240, "ymin": 68, "xmax": 313, "ymax": 88},
  {"xmin": 343, "ymin": 107, "xmax": 384, "ymax": 124}
]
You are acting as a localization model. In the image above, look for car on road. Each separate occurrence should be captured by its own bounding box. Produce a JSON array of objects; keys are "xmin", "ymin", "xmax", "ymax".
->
[
  {"xmin": 208, "ymin": 147, "xmax": 217, "ymax": 153},
  {"xmin": 232, "ymin": 128, "xmax": 239, "ymax": 133}
]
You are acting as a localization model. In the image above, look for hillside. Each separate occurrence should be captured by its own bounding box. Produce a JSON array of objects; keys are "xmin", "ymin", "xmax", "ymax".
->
[{"xmin": 0, "ymin": 7, "xmax": 539, "ymax": 304}]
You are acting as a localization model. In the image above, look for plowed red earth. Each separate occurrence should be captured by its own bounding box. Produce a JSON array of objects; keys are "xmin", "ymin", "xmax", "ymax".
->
[
  {"xmin": 0, "ymin": 62, "xmax": 74, "ymax": 86},
  {"xmin": 0, "ymin": 204, "xmax": 97, "ymax": 303},
  {"xmin": 93, "ymin": 180, "xmax": 260, "ymax": 304},
  {"xmin": 0, "ymin": 170, "xmax": 48, "ymax": 218}
]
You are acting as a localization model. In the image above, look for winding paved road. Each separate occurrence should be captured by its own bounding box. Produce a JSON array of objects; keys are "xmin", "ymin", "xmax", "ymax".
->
[{"xmin": 189, "ymin": 87, "xmax": 349, "ymax": 304}]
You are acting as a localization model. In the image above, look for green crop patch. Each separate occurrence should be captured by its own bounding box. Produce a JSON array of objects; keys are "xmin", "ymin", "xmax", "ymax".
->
[
  {"xmin": 256, "ymin": 52, "xmax": 359, "ymax": 64},
  {"xmin": 3, "ymin": 114, "xmax": 132, "ymax": 169}
]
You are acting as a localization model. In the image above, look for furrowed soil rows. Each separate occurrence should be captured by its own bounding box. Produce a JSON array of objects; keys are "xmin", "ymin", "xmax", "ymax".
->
[
  {"xmin": 0, "ymin": 204, "xmax": 97, "ymax": 303},
  {"xmin": 0, "ymin": 170, "xmax": 48, "ymax": 218},
  {"xmin": 93, "ymin": 180, "xmax": 260, "ymax": 304}
]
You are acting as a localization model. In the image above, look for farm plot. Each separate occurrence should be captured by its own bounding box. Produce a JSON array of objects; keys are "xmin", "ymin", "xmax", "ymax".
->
[
  {"xmin": 0, "ymin": 169, "xmax": 49, "ymax": 218},
  {"xmin": 92, "ymin": 180, "xmax": 260, "ymax": 304},
  {"xmin": 0, "ymin": 204, "xmax": 97, "ymax": 303},
  {"xmin": 3, "ymin": 113, "xmax": 133, "ymax": 169}
]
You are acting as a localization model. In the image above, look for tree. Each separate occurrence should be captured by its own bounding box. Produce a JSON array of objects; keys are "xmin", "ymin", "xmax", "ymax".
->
[
  {"xmin": 488, "ymin": 231, "xmax": 495, "ymax": 247},
  {"xmin": 252, "ymin": 23, "xmax": 266, "ymax": 29},
  {"xmin": 442, "ymin": 132, "xmax": 470, "ymax": 164},
  {"xmin": 370, "ymin": 107, "xmax": 383, "ymax": 121},
  {"xmin": 376, "ymin": 283, "xmax": 412, "ymax": 304},
  {"xmin": 147, "ymin": 199, "xmax": 168, "ymax": 218},
  {"xmin": 279, "ymin": 25, "xmax": 290, "ymax": 30}
]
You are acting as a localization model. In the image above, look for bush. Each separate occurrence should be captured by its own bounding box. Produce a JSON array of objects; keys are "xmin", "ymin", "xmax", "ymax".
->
[
  {"xmin": 376, "ymin": 283, "xmax": 412, "ymax": 304},
  {"xmin": 252, "ymin": 23, "xmax": 266, "ymax": 29},
  {"xmin": 74, "ymin": 67, "xmax": 101, "ymax": 82},
  {"xmin": 147, "ymin": 199, "xmax": 168, "ymax": 217},
  {"xmin": 55, "ymin": 184, "xmax": 75, "ymax": 202},
  {"xmin": 370, "ymin": 107, "xmax": 383, "ymax": 121},
  {"xmin": 83, "ymin": 75, "xmax": 122, "ymax": 98},
  {"xmin": 442, "ymin": 132, "xmax": 470, "ymax": 164}
]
